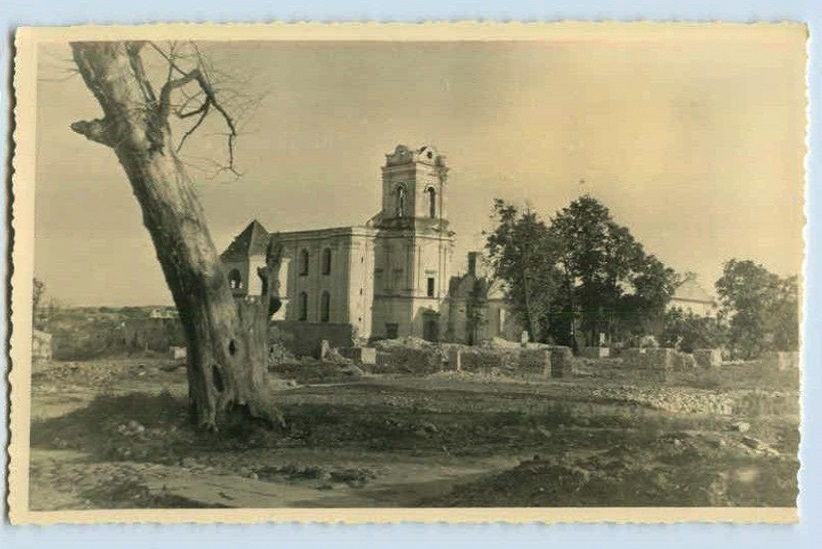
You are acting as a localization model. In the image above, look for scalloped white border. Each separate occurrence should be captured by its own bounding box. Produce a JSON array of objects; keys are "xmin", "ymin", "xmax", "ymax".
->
[{"xmin": 8, "ymin": 21, "xmax": 805, "ymax": 525}]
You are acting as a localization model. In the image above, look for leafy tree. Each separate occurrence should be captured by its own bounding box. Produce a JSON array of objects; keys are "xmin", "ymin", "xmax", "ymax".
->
[
  {"xmin": 661, "ymin": 307, "xmax": 727, "ymax": 353},
  {"xmin": 771, "ymin": 275, "xmax": 800, "ymax": 352},
  {"xmin": 549, "ymin": 195, "xmax": 678, "ymax": 347},
  {"xmin": 484, "ymin": 199, "xmax": 562, "ymax": 343},
  {"xmin": 716, "ymin": 259, "xmax": 799, "ymax": 358},
  {"xmin": 465, "ymin": 278, "xmax": 489, "ymax": 345},
  {"xmin": 485, "ymin": 195, "xmax": 677, "ymax": 349}
]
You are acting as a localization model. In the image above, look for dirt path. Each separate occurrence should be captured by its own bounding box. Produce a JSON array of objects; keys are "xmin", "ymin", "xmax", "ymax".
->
[{"xmin": 30, "ymin": 446, "xmax": 519, "ymax": 509}]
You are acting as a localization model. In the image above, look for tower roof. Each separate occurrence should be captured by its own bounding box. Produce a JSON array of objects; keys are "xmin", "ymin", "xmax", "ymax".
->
[
  {"xmin": 221, "ymin": 219, "xmax": 270, "ymax": 259},
  {"xmin": 385, "ymin": 143, "xmax": 446, "ymax": 167}
]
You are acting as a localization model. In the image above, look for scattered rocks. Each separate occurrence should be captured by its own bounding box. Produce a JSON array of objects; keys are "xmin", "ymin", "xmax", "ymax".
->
[
  {"xmin": 731, "ymin": 421, "xmax": 750, "ymax": 434},
  {"xmin": 740, "ymin": 436, "xmax": 781, "ymax": 457},
  {"xmin": 179, "ymin": 457, "xmax": 198, "ymax": 468},
  {"xmin": 590, "ymin": 385, "xmax": 735, "ymax": 415},
  {"xmin": 117, "ymin": 420, "xmax": 146, "ymax": 437}
]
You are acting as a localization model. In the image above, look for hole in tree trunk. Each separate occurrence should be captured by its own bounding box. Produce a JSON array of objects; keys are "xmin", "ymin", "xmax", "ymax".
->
[
  {"xmin": 228, "ymin": 339, "xmax": 237, "ymax": 356},
  {"xmin": 269, "ymin": 296, "xmax": 282, "ymax": 317},
  {"xmin": 212, "ymin": 364, "xmax": 224, "ymax": 392}
]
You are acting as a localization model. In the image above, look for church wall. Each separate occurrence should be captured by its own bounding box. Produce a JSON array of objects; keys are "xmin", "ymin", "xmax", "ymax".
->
[
  {"xmin": 371, "ymin": 228, "xmax": 453, "ymax": 340},
  {"xmin": 282, "ymin": 233, "xmax": 349, "ymax": 324},
  {"xmin": 345, "ymin": 234, "xmax": 375, "ymax": 339},
  {"xmin": 371, "ymin": 297, "xmax": 415, "ymax": 339},
  {"xmin": 276, "ymin": 228, "xmax": 376, "ymax": 333}
]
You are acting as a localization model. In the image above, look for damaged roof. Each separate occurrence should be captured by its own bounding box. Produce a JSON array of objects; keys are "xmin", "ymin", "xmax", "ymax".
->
[{"xmin": 220, "ymin": 219, "xmax": 270, "ymax": 259}]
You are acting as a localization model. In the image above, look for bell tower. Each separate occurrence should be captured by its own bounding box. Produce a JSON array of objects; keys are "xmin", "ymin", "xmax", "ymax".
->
[
  {"xmin": 372, "ymin": 143, "xmax": 455, "ymax": 341},
  {"xmin": 379, "ymin": 144, "xmax": 449, "ymax": 230}
]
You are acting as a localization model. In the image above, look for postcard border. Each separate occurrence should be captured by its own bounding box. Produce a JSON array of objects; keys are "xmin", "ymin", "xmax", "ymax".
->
[{"xmin": 8, "ymin": 21, "xmax": 806, "ymax": 525}]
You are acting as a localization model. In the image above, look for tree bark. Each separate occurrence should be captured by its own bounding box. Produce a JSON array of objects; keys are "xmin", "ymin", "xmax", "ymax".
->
[{"xmin": 70, "ymin": 41, "xmax": 281, "ymax": 430}]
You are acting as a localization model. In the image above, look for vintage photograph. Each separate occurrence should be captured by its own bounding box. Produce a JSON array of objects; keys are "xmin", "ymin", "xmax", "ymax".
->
[{"xmin": 9, "ymin": 23, "xmax": 805, "ymax": 522}]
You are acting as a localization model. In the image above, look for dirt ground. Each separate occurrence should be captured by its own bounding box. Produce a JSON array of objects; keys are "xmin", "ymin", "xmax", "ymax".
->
[{"xmin": 27, "ymin": 356, "xmax": 799, "ymax": 509}]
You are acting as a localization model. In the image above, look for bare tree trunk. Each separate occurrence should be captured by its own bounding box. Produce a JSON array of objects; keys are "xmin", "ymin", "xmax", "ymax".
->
[{"xmin": 70, "ymin": 41, "xmax": 281, "ymax": 430}]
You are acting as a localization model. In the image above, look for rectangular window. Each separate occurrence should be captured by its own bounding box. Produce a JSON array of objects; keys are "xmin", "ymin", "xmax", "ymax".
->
[
  {"xmin": 298, "ymin": 292, "xmax": 308, "ymax": 321},
  {"xmin": 385, "ymin": 323, "xmax": 399, "ymax": 339},
  {"xmin": 427, "ymin": 277, "xmax": 435, "ymax": 297},
  {"xmin": 322, "ymin": 248, "xmax": 332, "ymax": 275}
]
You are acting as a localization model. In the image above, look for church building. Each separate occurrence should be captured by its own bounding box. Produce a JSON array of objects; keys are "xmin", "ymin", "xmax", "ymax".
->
[{"xmin": 220, "ymin": 144, "xmax": 515, "ymax": 345}]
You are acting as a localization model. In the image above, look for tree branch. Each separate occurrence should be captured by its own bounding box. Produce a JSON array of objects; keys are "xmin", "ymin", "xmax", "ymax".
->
[
  {"xmin": 158, "ymin": 68, "xmax": 201, "ymax": 121},
  {"xmin": 149, "ymin": 41, "xmax": 242, "ymax": 175},
  {"xmin": 70, "ymin": 118, "xmax": 114, "ymax": 147},
  {"xmin": 176, "ymin": 101, "xmax": 210, "ymax": 152}
]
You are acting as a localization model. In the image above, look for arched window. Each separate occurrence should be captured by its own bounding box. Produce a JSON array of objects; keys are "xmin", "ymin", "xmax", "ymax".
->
[
  {"xmin": 322, "ymin": 248, "xmax": 332, "ymax": 275},
  {"xmin": 228, "ymin": 268, "xmax": 243, "ymax": 289},
  {"xmin": 298, "ymin": 292, "xmax": 308, "ymax": 321},
  {"xmin": 299, "ymin": 249, "xmax": 309, "ymax": 276},
  {"xmin": 320, "ymin": 291, "xmax": 331, "ymax": 323},
  {"xmin": 426, "ymin": 186, "xmax": 437, "ymax": 219},
  {"xmin": 396, "ymin": 185, "xmax": 406, "ymax": 217}
]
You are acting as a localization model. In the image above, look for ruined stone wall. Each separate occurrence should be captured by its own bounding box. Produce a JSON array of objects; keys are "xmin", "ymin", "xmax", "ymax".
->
[
  {"xmin": 458, "ymin": 347, "xmax": 519, "ymax": 372},
  {"xmin": 693, "ymin": 349, "xmax": 722, "ymax": 369},
  {"xmin": 51, "ymin": 317, "xmax": 185, "ymax": 360},
  {"xmin": 271, "ymin": 320, "xmax": 356, "ymax": 358}
]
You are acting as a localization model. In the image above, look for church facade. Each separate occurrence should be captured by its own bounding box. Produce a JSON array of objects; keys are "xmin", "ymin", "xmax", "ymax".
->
[{"xmin": 220, "ymin": 144, "xmax": 516, "ymax": 344}]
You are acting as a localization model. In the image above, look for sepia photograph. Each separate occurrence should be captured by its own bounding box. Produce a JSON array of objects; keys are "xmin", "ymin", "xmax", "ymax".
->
[{"xmin": 8, "ymin": 22, "xmax": 806, "ymax": 523}]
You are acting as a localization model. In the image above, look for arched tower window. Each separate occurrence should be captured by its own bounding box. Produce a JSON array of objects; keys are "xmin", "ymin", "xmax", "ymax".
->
[
  {"xmin": 320, "ymin": 291, "xmax": 331, "ymax": 323},
  {"xmin": 299, "ymin": 249, "xmax": 309, "ymax": 276},
  {"xmin": 322, "ymin": 248, "xmax": 332, "ymax": 275},
  {"xmin": 298, "ymin": 292, "xmax": 308, "ymax": 321},
  {"xmin": 426, "ymin": 186, "xmax": 437, "ymax": 219},
  {"xmin": 396, "ymin": 185, "xmax": 406, "ymax": 217},
  {"xmin": 228, "ymin": 268, "xmax": 243, "ymax": 290}
]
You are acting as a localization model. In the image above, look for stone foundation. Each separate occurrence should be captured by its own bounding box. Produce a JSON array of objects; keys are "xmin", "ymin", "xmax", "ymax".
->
[
  {"xmin": 621, "ymin": 347, "xmax": 678, "ymax": 380},
  {"xmin": 693, "ymin": 348, "xmax": 722, "ymax": 369},
  {"xmin": 762, "ymin": 351, "xmax": 800, "ymax": 371},
  {"xmin": 579, "ymin": 346, "xmax": 610, "ymax": 359},
  {"xmin": 272, "ymin": 321, "xmax": 355, "ymax": 357},
  {"xmin": 519, "ymin": 349, "xmax": 551, "ymax": 378},
  {"xmin": 339, "ymin": 346, "xmax": 377, "ymax": 365},
  {"xmin": 550, "ymin": 346, "xmax": 574, "ymax": 378},
  {"xmin": 673, "ymin": 352, "xmax": 697, "ymax": 372},
  {"xmin": 169, "ymin": 346, "xmax": 187, "ymax": 361}
]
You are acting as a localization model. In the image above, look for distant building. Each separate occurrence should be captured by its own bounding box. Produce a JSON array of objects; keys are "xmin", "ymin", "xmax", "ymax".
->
[
  {"xmin": 221, "ymin": 144, "xmax": 518, "ymax": 344},
  {"xmin": 447, "ymin": 252, "xmax": 520, "ymax": 344},
  {"xmin": 149, "ymin": 307, "xmax": 178, "ymax": 319},
  {"xmin": 668, "ymin": 274, "xmax": 719, "ymax": 317}
]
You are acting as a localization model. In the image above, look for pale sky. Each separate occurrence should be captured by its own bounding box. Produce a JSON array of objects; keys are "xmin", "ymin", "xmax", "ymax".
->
[{"xmin": 33, "ymin": 25, "xmax": 807, "ymax": 306}]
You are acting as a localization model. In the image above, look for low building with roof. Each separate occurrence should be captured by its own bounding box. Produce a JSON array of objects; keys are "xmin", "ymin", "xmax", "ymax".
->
[{"xmin": 667, "ymin": 273, "xmax": 719, "ymax": 317}]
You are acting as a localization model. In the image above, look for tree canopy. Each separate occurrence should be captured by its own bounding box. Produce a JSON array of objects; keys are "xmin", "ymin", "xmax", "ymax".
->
[
  {"xmin": 715, "ymin": 259, "xmax": 799, "ymax": 358},
  {"xmin": 485, "ymin": 195, "xmax": 678, "ymax": 348},
  {"xmin": 484, "ymin": 199, "xmax": 562, "ymax": 343},
  {"xmin": 549, "ymin": 195, "xmax": 678, "ymax": 346}
]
